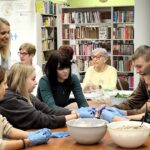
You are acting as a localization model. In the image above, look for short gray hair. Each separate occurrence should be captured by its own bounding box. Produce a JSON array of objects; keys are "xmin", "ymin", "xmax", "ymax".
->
[{"xmin": 92, "ymin": 48, "xmax": 109, "ymax": 58}]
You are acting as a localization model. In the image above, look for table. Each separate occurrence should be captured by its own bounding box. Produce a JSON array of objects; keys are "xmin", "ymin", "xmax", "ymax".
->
[
  {"xmin": 25, "ymin": 100, "xmax": 150, "ymax": 150},
  {"xmin": 26, "ymin": 126, "xmax": 150, "ymax": 150},
  {"xmin": 69, "ymin": 90, "xmax": 133, "ymax": 100}
]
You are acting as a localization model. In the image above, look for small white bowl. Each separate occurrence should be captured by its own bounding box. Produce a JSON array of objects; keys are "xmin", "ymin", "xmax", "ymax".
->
[
  {"xmin": 66, "ymin": 118, "xmax": 107, "ymax": 145},
  {"xmin": 107, "ymin": 121, "xmax": 150, "ymax": 148}
]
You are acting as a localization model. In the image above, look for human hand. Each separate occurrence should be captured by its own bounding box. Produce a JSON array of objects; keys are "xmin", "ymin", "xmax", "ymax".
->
[
  {"xmin": 100, "ymin": 107, "xmax": 126, "ymax": 122},
  {"xmin": 28, "ymin": 128, "xmax": 52, "ymax": 137},
  {"xmin": 76, "ymin": 107, "xmax": 96, "ymax": 118},
  {"xmin": 106, "ymin": 107, "xmax": 126, "ymax": 116},
  {"xmin": 97, "ymin": 104, "xmax": 107, "ymax": 112},
  {"xmin": 84, "ymin": 83, "xmax": 98, "ymax": 93},
  {"xmin": 97, "ymin": 105, "xmax": 126, "ymax": 116},
  {"xmin": 27, "ymin": 128, "xmax": 52, "ymax": 146},
  {"xmin": 51, "ymin": 132, "xmax": 70, "ymax": 138}
]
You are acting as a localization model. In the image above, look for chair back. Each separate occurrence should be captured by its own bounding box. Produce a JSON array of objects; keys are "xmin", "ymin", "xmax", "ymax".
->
[{"xmin": 116, "ymin": 78, "xmax": 129, "ymax": 90}]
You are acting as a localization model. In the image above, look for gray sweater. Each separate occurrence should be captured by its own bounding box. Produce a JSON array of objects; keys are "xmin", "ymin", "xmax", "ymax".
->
[{"xmin": 0, "ymin": 89, "xmax": 71, "ymax": 130}]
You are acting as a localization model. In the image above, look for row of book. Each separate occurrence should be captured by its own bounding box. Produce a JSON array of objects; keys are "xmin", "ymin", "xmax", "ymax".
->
[
  {"xmin": 128, "ymin": 76, "xmax": 134, "ymax": 89},
  {"xmin": 113, "ymin": 43, "xmax": 134, "ymax": 55},
  {"xmin": 113, "ymin": 57, "xmax": 134, "ymax": 72},
  {"xmin": 113, "ymin": 10, "xmax": 134, "ymax": 23},
  {"xmin": 76, "ymin": 57, "xmax": 91, "ymax": 72},
  {"xmin": 113, "ymin": 26, "xmax": 134, "ymax": 39},
  {"xmin": 62, "ymin": 26, "xmax": 110, "ymax": 40},
  {"xmin": 42, "ymin": 39, "xmax": 54, "ymax": 51},
  {"xmin": 42, "ymin": 16, "xmax": 56, "ymax": 27},
  {"xmin": 72, "ymin": 42, "xmax": 111, "ymax": 56},
  {"xmin": 63, "ymin": 11, "xmax": 107, "ymax": 24},
  {"xmin": 41, "ymin": 28, "xmax": 54, "ymax": 39},
  {"xmin": 118, "ymin": 75, "xmax": 134, "ymax": 89},
  {"xmin": 36, "ymin": 0, "xmax": 56, "ymax": 15}
]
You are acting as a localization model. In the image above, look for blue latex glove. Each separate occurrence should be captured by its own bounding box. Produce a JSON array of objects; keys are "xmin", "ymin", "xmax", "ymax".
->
[
  {"xmin": 101, "ymin": 108, "xmax": 126, "ymax": 122},
  {"xmin": 76, "ymin": 107, "xmax": 96, "ymax": 118},
  {"xmin": 97, "ymin": 104, "xmax": 107, "ymax": 113},
  {"xmin": 28, "ymin": 128, "xmax": 52, "ymax": 147},
  {"xmin": 51, "ymin": 132, "xmax": 70, "ymax": 138},
  {"xmin": 28, "ymin": 128, "xmax": 52, "ymax": 137},
  {"xmin": 106, "ymin": 107, "xmax": 126, "ymax": 116}
]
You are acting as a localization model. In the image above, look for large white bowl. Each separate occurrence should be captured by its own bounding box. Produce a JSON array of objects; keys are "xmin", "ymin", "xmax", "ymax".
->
[
  {"xmin": 107, "ymin": 121, "xmax": 150, "ymax": 148},
  {"xmin": 66, "ymin": 118, "xmax": 107, "ymax": 145}
]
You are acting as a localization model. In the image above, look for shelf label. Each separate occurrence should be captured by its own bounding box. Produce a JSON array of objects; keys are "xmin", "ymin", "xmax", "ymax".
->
[
  {"xmin": 70, "ymin": 39, "xmax": 76, "ymax": 45},
  {"xmin": 70, "ymin": 24, "xmax": 76, "ymax": 29}
]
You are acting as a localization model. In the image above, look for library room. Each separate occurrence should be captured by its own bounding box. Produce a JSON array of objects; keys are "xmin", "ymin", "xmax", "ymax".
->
[{"xmin": 0, "ymin": 0, "xmax": 150, "ymax": 150}]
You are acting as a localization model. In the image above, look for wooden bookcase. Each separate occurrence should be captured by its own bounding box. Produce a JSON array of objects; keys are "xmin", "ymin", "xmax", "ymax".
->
[
  {"xmin": 112, "ymin": 6, "xmax": 134, "ymax": 89},
  {"xmin": 36, "ymin": 0, "xmax": 57, "ymax": 65},
  {"xmin": 59, "ymin": 6, "xmax": 134, "ymax": 89}
]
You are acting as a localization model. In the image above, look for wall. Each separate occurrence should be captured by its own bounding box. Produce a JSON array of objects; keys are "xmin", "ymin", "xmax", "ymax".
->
[
  {"xmin": 134, "ymin": 0, "xmax": 150, "ymax": 88},
  {"xmin": 0, "ymin": 0, "xmax": 37, "ymax": 66},
  {"xmin": 67, "ymin": 0, "xmax": 134, "ymax": 7}
]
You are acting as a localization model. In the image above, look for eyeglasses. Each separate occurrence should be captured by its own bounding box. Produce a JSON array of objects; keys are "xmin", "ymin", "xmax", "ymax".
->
[
  {"xmin": 91, "ymin": 55, "xmax": 103, "ymax": 60},
  {"xmin": 18, "ymin": 52, "xmax": 29, "ymax": 56}
]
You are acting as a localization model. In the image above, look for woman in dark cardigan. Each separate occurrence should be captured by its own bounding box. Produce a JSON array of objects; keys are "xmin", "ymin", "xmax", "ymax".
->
[{"xmin": 37, "ymin": 51, "xmax": 88, "ymax": 108}]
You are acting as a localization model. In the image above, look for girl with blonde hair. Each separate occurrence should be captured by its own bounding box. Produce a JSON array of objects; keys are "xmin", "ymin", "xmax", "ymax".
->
[
  {"xmin": 0, "ymin": 65, "xmax": 52, "ymax": 150},
  {"xmin": 0, "ymin": 62, "xmax": 94, "ymax": 130}
]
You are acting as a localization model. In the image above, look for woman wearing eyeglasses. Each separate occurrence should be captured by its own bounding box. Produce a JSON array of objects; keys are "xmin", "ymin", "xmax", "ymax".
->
[
  {"xmin": 83, "ymin": 48, "xmax": 117, "ymax": 92},
  {"xmin": 18, "ymin": 42, "xmax": 43, "ymax": 96}
]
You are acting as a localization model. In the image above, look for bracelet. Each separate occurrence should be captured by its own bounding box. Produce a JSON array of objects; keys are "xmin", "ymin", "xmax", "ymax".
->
[{"xmin": 22, "ymin": 139, "xmax": 26, "ymax": 149}]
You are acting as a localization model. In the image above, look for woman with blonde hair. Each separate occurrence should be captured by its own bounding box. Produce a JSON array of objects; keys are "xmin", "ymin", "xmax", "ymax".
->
[
  {"xmin": 0, "ymin": 65, "xmax": 52, "ymax": 150},
  {"xmin": 0, "ymin": 18, "xmax": 10, "ymax": 69},
  {"xmin": 0, "ymin": 62, "xmax": 94, "ymax": 130}
]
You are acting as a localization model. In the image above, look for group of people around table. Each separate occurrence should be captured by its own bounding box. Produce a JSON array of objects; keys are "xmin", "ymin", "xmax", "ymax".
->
[{"xmin": 1, "ymin": 17, "xmax": 150, "ymax": 149}]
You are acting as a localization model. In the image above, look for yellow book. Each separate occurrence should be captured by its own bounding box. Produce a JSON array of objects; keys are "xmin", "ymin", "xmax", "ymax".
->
[{"xmin": 35, "ymin": 0, "xmax": 45, "ymax": 14}]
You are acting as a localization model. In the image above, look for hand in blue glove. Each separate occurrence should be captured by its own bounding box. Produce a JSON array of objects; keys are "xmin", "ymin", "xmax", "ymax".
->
[
  {"xmin": 84, "ymin": 107, "xmax": 97, "ymax": 115},
  {"xmin": 106, "ymin": 107, "xmax": 126, "ymax": 116},
  {"xmin": 51, "ymin": 132, "xmax": 70, "ymax": 138},
  {"xmin": 28, "ymin": 128, "xmax": 52, "ymax": 137},
  {"xmin": 101, "ymin": 108, "xmax": 126, "ymax": 122},
  {"xmin": 27, "ymin": 128, "xmax": 52, "ymax": 146},
  {"xmin": 76, "ymin": 107, "xmax": 96, "ymax": 118},
  {"xmin": 97, "ymin": 104, "xmax": 107, "ymax": 113}
]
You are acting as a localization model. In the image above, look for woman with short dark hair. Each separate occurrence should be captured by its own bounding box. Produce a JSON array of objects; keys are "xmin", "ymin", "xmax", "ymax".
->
[{"xmin": 59, "ymin": 45, "xmax": 80, "ymax": 80}]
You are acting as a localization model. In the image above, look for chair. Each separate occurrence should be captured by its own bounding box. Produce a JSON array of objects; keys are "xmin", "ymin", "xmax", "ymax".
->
[{"xmin": 116, "ymin": 78, "xmax": 129, "ymax": 90}]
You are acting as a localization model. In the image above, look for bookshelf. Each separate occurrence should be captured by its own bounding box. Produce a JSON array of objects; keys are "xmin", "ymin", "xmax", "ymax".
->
[
  {"xmin": 112, "ymin": 6, "xmax": 134, "ymax": 89},
  {"xmin": 61, "ymin": 7, "xmax": 112, "ymax": 76},
  {"xmin": 36, "ymin": 0, "xmax": 57, "ymax": 64},
  {"xmin": 59, "ymin": 6, "xmax": 134, "ymax": 89}
]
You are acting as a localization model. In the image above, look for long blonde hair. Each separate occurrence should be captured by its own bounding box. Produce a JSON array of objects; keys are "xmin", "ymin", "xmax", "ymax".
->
[
  {"xmin": 0, "ymin": 17, "xmax": 10, "ymax": 61},
  {"xmin": 7, "ymin": 62, "xmax": 35, "ymax": 104}
]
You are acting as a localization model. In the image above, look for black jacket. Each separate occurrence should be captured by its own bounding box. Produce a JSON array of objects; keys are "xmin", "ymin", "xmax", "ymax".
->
[{"xmin": 0, "ymin": 89, "xmax": 71, "ymax": 130}]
